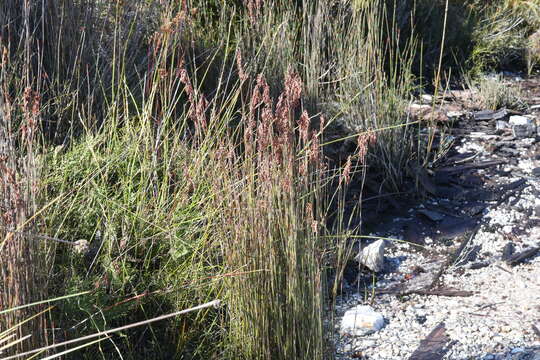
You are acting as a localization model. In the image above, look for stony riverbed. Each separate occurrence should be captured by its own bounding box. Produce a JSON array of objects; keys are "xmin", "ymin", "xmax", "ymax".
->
[{"xmin": 333, "ymin": 74, "xmax": 540, "ymax": 360}]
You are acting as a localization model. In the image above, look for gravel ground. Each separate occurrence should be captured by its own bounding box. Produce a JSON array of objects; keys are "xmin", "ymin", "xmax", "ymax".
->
[
  {"xmin": 333, "ymin": 84, "xmax": 540, "ymax": 360},
  {"xmin": 334, "ymin": 193, "xmax": 540, "ymax": 360}
]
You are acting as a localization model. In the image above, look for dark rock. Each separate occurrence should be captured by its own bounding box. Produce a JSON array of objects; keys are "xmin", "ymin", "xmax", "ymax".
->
[
  {"xmin": 418, "ymin": 209, "xmax": 446, "ymax": 222},
  {"xmin": 509, "ymin": 115, "xmax": 537, "ymax": 138},
  {"xmin": 416, "ymin": 315, "xmax": 427, "ymax": 324},
  {"xmin": 501, "ymin": 242, "xmax": 515, "ymax": 261},
  {"xmin": 469, "ymin": 261, "xmax": 490, "ymax": 270},
  {"xmin": 513, "ymin": 124, "xmax": 536, "ymax": 138},
  {"xmin": 435, "ymin": 217, "xmax": 478, "ymax": 240}
]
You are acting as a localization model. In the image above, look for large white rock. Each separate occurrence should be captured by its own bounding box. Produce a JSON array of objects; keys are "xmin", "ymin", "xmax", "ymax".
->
[
  {"xmin": 509, "ymin": 115, "xmax": 534, "ymax": 126},
  {"xmin": 355, "ymin": 239, "xmax": 387, "ymax": 272},
  {"xmin": 340, "ymin": 305, "xmax": 385, "ymax": 336}
]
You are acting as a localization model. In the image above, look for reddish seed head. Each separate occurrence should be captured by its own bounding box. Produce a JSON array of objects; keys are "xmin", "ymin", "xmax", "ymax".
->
[
  {"xmin": 298, "ymin": 110, "xmax": 310, "ymax": 143},
  {"xmin": 236, "ymin": 49, "xmax": 248, "ymax": 82},
  {"xmin": 339, "ymin": 155, "xmax": 352, "ymax": 186}
]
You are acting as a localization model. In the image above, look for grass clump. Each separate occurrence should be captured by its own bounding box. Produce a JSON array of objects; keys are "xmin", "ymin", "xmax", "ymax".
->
[
  {"xmin": 471, "ymin": 75, "xmax": 528, "ymax": 111},
  {"xmin": 214, "ymin": 70, "xmax": 329, "ymax": 359}
]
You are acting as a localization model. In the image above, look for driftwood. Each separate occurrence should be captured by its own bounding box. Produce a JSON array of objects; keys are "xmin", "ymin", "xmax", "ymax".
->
[
  {"xmin": 376, "ymin": 226, "xmax": 479, "ymax": 298},
  {"xmin": 473, "ymin": 109, "xmax": 509, "ymax": 121},
  {"xmin": 506, "ymin": 246, "xmax": 540, "ymax": 266},
  {"xmin": 376, "ymin": 286, "xmax": 474, "ymax": 297},
  {"xmin": 409, "ymin": 322, "xmax": 453, "ymax": 360}
]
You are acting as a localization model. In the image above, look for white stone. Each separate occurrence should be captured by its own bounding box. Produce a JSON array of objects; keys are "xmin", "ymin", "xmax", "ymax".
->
[
  {"xmin": 355, "ymin": 239, "xmax": 387, "ymax": 272},
  {"xmin": 496, "ymin": 120, "xmax": 509, "ymax": 130},
  {"xmin": 73, "ymin": 239, "xmax": 89, "ymax": 254},
  {"xmin": 447, "ymin": 111, "xmax": 465, "ymax": 119},
  {"xmin": 509, "ymin": 115, "xmax": 534, "ymax": 126},
  {"xmin": 340, "ymin": 305, "xmax": 385, "ymax": 336},
  {"xmin": 421, "ymin": 94, "xmax": 433, "ymax": 103}
]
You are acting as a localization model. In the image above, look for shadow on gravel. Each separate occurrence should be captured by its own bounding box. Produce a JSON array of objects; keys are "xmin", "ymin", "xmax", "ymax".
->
[{"xmin": 334, "ymin": 75, "xmax": 540, "ymax": 297}]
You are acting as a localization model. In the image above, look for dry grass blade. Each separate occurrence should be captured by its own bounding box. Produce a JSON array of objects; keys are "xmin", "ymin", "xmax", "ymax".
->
[{"xmin": 1, "ymin": 300, "xmax": 221, "ymax": 360}]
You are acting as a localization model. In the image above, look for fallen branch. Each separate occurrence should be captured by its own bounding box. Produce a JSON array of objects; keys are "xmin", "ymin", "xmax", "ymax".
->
[
  {"xmin": 409, "ymin": 322, "xmax": 453, "ymax": 360},
  {"xmin": 506, "ymin": 246, "xmax": 540, "ymax": 266},
  {"xmin": 375, "ymin": 286, "xmax": 474, "ymax": 297}
]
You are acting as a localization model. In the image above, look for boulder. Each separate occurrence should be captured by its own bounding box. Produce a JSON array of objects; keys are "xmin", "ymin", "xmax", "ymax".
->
[
  {"xmin": 340, "ymin": 305, "xmax": 384, "ymax": 336},
  {"xmin": 355, "ymin": 239, "xmax": 387, "ymax": 272}
]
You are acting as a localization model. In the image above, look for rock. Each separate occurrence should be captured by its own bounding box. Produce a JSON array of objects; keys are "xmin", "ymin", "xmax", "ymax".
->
[
  {"xmin": 496, "ymin": 120, "xmax": 510, "ymax": 130},
  {"xmin": 73, "ymin": 239, "xmax": 90, "ymax": 255},
  {"xmin": 355, "ymin": 239, "xmax": 387, "ymax": 272},
  {"xmin": 501, "ymin": 242, "xmax": 515, "ymax": 261},
  {"xmin": 418, "ymin": 209, "xmax": 445, "ymax": 222},
  {"xmin": 513, "ymin": 125, "xmax": 536, "ymax": 138},
  {"xmin": 509, "ymin": 115, "xmax": 534, "ymax": 126},
  {"xmin": 420, "ymin": 94, "xmax": 433, "ymax": 104},
  {"xmin": 509, "ymin": 115, "xmax": 536, "ymax": 138},
  {"xmin": 340, "ymin": 305, "xmax": 384, "ymax": 336}
]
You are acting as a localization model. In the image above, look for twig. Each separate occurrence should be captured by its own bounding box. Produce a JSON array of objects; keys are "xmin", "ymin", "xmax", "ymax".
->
[
  {"xmin": 0, "ymin": 227, "xmax": 74, "ymax": 245},
  {"xmin": 494, "ymin": 264, "xmax": 512, "ymax": 274},
  {"xmin": 431, "ymin": 225, "xmax": 480, "ymax": 289}
]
